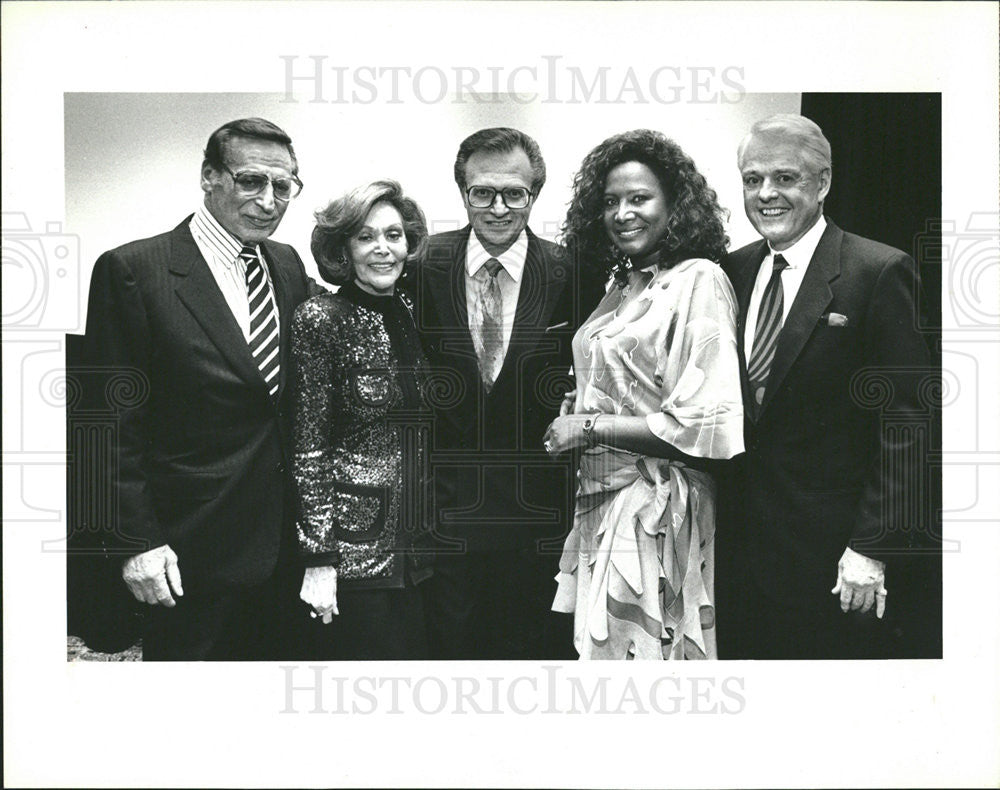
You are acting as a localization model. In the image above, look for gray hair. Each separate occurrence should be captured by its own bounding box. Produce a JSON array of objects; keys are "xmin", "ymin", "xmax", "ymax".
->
[{"xmin": 737, "ymin": 114, "xmax": 832, "ymax": 174}]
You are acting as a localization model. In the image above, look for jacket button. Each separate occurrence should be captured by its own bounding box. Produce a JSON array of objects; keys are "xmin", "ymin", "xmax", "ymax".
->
[{"xmin": 275, "ymin": 463, "xmax": 285, "ymax": 474}]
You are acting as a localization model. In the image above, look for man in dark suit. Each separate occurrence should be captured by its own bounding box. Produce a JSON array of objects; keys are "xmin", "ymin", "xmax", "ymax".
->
[
  {"xmin": 720, "ymin": 114, "xmax": 931, "ymax": 659},
  {"xmin": 81, "ymin": 118, "xmax": 318, "ymax": 660},
  {"xmin": 414, "ymin": 128, "xmax": 602, "ymax": 659}
]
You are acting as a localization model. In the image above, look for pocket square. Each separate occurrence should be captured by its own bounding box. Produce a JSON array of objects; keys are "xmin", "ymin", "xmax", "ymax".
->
[
  {"xmin": 820, "ymin": 312, "xmax": 849, "ymax": 327},
  {"xmin": 545, "ymin": 321, "xmax": 569, "ymax": 331}
]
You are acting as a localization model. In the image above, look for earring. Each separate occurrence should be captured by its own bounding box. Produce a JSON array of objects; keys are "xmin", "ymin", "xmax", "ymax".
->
[
  {"xmin": 335, "ymin": 252, "xmax": 350, "ymax": 282},
  {"xmin": 609, "ymin": 245, "xmax": 632, "ymax": 290}
]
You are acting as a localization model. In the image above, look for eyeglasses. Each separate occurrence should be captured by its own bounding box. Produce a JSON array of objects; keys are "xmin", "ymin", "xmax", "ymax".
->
[
  {"xmin": 466, "ymin": 185, "xmax": 533, "ymax": 209},
  {"xmin": 220, "ymin": 164, "xmax": 303, "ymax": 201}
]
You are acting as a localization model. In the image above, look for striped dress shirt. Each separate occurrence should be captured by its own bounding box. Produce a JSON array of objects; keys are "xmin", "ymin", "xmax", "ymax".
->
[{"xmin": 189, "ymin": 205, "xmax": 280, "ymax": 342}]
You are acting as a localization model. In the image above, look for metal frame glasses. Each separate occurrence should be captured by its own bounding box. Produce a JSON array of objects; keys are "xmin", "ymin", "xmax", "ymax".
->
[
  {"xmin": 466, "ymin": 185, "xmax": 533, "ymax": 209},
  {"xmin": 221, "ymin": 163, "xmax": 303, "ymax": 201}
]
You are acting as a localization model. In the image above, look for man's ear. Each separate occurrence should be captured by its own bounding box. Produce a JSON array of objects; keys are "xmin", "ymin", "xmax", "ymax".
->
[
  {"xmin": 200, "ymin": 162, "xmax": 217, "ymax": 195},
  {"xmin": 817, "ymin": 167, "xmax": 832, "ymax": 202}
]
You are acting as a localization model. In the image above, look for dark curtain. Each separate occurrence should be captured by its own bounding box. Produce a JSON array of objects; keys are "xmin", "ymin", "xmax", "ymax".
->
[
  {"xmin": 800, "ymin": 93, "xmax": 942, "ymax": 658},
  {"xmin": 800, "ymin": 92, "xmax": 942, "ymax": 336}
]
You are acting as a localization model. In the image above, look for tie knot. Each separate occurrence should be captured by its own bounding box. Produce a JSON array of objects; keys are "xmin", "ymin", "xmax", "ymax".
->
[
  {"xmin": 772, "ymin": 254, "xmax": 789, "ymax": 273},
  {"xmin": 484, "ymin": 258, "xmax": 503, "ymax": 278},
  {"xmin": 239, "ymin": 246, "xmax": 258, "ymax": 262}
]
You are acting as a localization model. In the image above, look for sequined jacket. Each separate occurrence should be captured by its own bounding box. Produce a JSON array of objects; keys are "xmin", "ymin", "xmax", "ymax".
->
[{"xmin": 291, "ymin": 282, "xmax": 433, "ymax": 589}]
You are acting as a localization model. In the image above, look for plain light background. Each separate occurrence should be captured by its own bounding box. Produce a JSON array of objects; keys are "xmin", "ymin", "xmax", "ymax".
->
[{"xmin": 64, "ymin": 90, "xmax": 798, "ymax": 297}]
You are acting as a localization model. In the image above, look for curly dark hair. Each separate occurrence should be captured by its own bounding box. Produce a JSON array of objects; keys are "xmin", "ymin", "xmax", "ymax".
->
[
  {"xmin": 562, "ymin": 129, "xmax": 729, "ymax": 278},
  {"xmin": 311, "ymin": 180, "xmax": 428, "ymax": 286}
]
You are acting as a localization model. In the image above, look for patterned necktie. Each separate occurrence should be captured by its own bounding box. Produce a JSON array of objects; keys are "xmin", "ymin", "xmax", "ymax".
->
[
  {"xmin": 241, "ymin": 246, "xmax": 280, "ymax": 399},
  {"xmin": 477, "ymin": 257, "xmax": 505, "ymax": 391},
  {"xmin": 747, "ymin": 254, "xmax": 789, "ymax": 414}
]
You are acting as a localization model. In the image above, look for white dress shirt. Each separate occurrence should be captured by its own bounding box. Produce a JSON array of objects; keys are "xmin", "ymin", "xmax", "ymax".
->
[
  {"xmin": 743, "ymin": 215, "xmax": 827, "ymax": 355},
  {"xmin": 465, "ymin": 229, "xmax": 528, "ymax": 360},
  {"xmin": 189, "ymin": 205, "xmax": 279, "ymax": 342}
]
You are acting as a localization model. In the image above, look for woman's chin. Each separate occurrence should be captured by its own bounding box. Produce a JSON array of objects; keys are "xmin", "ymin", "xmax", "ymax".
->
[{"xmin": 613, "ymin": 242, "xmax": 656, "ymax": 264}]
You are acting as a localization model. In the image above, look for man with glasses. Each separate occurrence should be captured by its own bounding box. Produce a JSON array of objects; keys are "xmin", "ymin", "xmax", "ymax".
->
[
  {"xmin": 80, "ymin": 118, "xmax": 319, "ymax": 659},
  {"xmin": 415, "ymin": 127, "xmax": 603, "ymax": 659}
]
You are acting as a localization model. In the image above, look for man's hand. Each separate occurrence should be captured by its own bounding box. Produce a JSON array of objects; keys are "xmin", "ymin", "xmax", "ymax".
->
[
  {"xmin": 122, "ymin": 544, "xmax": 183, "ymax": 607},
  {"xmin": 831, "ymin": 546, "xmax": 887, "ymax": 618},
  {"xmin": 300, "ymin": 566, "xmax": 338, "ymax": 625}
]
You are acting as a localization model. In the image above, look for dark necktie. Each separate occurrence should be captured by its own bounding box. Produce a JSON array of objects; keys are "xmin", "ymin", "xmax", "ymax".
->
[
  {"xmin": 477, "ymin": 257, "xmax": 504, "ymax": 391},
  {"xmin": 241, "ymin": 246, "xmax": 280, "ymax": 399},
  {"xmin": 747, "ymin": 254, "xmax": 789, "ymax": 413}
]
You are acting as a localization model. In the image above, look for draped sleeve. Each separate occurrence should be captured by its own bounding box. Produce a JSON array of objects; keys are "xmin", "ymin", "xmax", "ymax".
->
[{"xmin": 644, "ymin": 260, "xmax": 744, "ymax": 460}]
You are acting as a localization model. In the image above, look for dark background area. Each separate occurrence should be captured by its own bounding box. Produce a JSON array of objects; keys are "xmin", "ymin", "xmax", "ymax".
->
[
  {"xmin": 801, "ymin": 92, "xmax": 942, "ymax": 338},
  {"xmin": 800, "ymin": 92, "xmax": 943, "ymax": 658}
]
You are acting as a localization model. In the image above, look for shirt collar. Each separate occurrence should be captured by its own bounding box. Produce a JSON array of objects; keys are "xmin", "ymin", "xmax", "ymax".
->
[
  {"xmin": 466, "ymin": 228, "xmax": 528, "ymax": 282},
  {"xmin": 192, "ymin": 204, "xmax": 256, "ymax": 268},
  {"xmin": 768, "ymin": 214, "xmax": 827, "ymax": 270}
]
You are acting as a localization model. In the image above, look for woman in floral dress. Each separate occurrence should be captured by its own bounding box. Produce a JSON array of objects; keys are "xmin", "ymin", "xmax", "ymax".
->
[{"xmin": 544, "ymin": 130, "xmax": 744, "ymax": 659}]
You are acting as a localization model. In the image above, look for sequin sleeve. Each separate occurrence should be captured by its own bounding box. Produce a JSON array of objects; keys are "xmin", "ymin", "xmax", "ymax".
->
[{"xmin": 291, "ymin": 295, "xmax": 343, "ymax": 567}]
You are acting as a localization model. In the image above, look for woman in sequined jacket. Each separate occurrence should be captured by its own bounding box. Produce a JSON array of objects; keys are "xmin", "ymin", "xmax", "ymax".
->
[{"xmin": 291, "ymin": 180, "xmax": 433, "ymax": 660}]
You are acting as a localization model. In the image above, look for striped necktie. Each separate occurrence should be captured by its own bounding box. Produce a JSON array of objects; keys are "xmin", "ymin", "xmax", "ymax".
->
[
  {"xmin": 747, "ymin": 254, "xmax": 789, "ymax": 414},
  {"xmin": 477, "ymin": 257, "xmax": 504, "ymax": 391},
  {"xmin": 241, "ymin": 246, "xmax": 280, "ymax": 399}
]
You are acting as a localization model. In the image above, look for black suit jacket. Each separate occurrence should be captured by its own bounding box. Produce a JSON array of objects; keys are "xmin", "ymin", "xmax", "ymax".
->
[
  {"xmin": 80, "ymin": 217, "xmax": 316, "ymax": 592},
  {"xmin": 411, "ymin": 227, "xmax": 603, "ymax": 552},
  {"xmin": 723, "ymin": 219, "xmax": 932, "ymax": 609}
]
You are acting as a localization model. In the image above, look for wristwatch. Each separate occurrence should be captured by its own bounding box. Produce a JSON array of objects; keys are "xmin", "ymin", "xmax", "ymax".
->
[{"xmin": 582, "ymin": 413, "xmax": 601, "ymax": 449}]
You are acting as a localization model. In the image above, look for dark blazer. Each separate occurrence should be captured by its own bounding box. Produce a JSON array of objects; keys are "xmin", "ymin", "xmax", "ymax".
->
[
  {"xmin": 81, "ymin": 217, "xmax": 316, "ymax": 592},
  {"xmin": 722, "ymin": 219, "xmax": 932, "ymax": 611},
  {"xmin": 411, "ymin": 226, "xmax": 603, "ymax": 552}
]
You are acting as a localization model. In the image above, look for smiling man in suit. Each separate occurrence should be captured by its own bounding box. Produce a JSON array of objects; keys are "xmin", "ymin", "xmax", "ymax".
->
[
  {"xmin": 721, "ymin": 114, "xmax": 931, "ymax": 659},
  {"xmin": 82, "ymin": 118, "xmax": 318, "ymax": 660},
  {"xmin": 415, "ymin": 128, "xmax": 603, "ymax": 659}
]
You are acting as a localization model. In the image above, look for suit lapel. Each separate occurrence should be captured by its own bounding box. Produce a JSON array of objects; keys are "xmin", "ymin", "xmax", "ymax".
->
[
  {"xmin": 735, "ymin": 241, "xmax": 768, "ymax": 331},
  {"xmin": 169, "ymin": 221, "xmax": 268, "ymax": 392},
  {"xmin": 759, "ymin": 221, "xmax": 841, "ymax": 416},
  {"xmin": 732, "ymin": 242, "xmax": 767, "ymax": 418},
  {"xmin": 425, "ymin": 227, "xmax": 477, "ymax": 365}
]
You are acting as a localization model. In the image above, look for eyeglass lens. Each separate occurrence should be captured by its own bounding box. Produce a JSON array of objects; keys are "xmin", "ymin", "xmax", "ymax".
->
[
  {"xmin": 234, "ymin": 173, "xmax": 298, "ymax": 200},
  {"xmin": 468, "ymin": 186, "xmax": 530, "ymax": 208}
]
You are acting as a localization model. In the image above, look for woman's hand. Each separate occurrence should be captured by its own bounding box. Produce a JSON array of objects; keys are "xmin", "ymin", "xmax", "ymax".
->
[
  {"xmin": 300, "ymin": 565, "xmax": 339, "ymax": 624},
  {"xmin": 559, "ymin": 388, "xmax": 577, "ymax": 417},
  {"xmin": 543, "ymin": 414, "xmax": 593, "ymax": 455}
]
